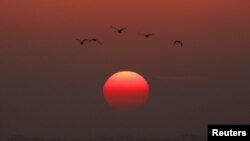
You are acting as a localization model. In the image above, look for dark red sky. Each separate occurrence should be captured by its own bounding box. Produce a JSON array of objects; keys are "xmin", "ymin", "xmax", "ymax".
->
[{"xmin": 0, "ymin": 0, "xmax": 250, "ymax": 140}]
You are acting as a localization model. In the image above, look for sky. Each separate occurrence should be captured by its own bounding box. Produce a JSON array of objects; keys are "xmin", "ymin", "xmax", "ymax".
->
[{"xmin": 0, "ymin": 0, "xmax": 250, "ymax": 140}]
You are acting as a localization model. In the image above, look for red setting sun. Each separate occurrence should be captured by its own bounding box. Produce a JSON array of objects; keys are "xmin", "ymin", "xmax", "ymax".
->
[{"xmin": 103, "ymin": 71, "xmax": 150, "ymax": 111}]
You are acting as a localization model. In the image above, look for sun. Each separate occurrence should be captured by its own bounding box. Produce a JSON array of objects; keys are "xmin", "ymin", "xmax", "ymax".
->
[{"xmin": 103, "ymin": 71, "xmax": 150, "ymax": 111}]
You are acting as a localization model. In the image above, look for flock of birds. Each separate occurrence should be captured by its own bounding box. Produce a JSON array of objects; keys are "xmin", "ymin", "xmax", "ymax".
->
[{"xmin": 76, "ymin": 26, "xmax": 183, "ymax": 47}]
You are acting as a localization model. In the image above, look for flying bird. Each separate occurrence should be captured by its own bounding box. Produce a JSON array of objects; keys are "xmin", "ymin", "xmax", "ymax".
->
[
  {"xmin": 76, "ymin": 39, "xmax": 88, "ymax": 46},
  {"xmin": 173, "ymin": 40, "xmax": 183, "ymax": 47},
  {"xmin": 111, "ymin": 26, "xmax": 127, "ymax": 34},
  {"xmin": 138, "ymin": 33, "xmax": 154, "ymax": 38},
  {"xmin": 89, "ymin": 38, "xmax": 102, "ymax": 45}
]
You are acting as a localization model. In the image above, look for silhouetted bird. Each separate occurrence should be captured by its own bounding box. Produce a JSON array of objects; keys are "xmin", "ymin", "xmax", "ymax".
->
[
  {"xmin": 89, "ymin": 38, "xmax": 102, "ymax": 45},
  {"xmin": 138, "ymin": 33, "xmax": 154, "ymax": 38},
  {"xmin": 173, "ymin": 40, "xmax": 183, "ymax": 47},
  {"xmin": 76, "ymin": 39, "xmax": 88, "ymax": 45},
  {"xmin": 111, "ymin": 26, "xmax": 127, "ymax": 34}
]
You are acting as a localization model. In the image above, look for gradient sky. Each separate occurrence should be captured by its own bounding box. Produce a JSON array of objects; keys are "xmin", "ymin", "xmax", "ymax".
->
[{"xmin": 1, "ymin": 0, "xmax": 250, "ymax": 140}]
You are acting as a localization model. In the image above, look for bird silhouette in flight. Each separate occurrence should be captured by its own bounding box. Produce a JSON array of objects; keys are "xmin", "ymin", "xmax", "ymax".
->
[
  {"xmin": 138, "ymin": 33, "xmax": 154, "ymax": 38},
  {"xmin": 173, "ymin": 40, "xmax": 183, "ymax": 47},
  {"xmin": 89, "ymin": 38, "xmax": 102, "ymax": 45},
  {"xmin": 111, "ymin": 26, "xmax": 127, "ymax": 34},
  {"xmin": 76, "ymin": 39, "xmax": 88, "ymax": 46}
]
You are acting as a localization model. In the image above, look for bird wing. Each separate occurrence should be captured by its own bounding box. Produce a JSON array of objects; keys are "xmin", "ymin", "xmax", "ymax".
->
[
  {"xmin": 174, "ymin": 40, "xmax": 183, "ymax": 47},
  {"xmin": 96, "ymin": 40, "xmax": 103, "ymax": 45},
  {"xmin": 89, "ymin": 39, "xmax": 102, "ymax": 45},
  {"xmin": 174, "ymin": 40, "xmax": 179, "ymax": 44},
  {"xmin": 147, "ymin": 34, "xmax": 154, "ymax": 36},
  {"xmin": 138, "ymin": 33, "xmax": 153, "ymax": 37},
  {"xmin": 111, "ymin": 26, "xmax": 119, "ymax": 30},
  {"xmin": 120, "ymin": 27, "xmax": 127, "ymax": 31},
  {"xmin": 180, "ymin": 42, "xmax": 183, "ymax": 47}
]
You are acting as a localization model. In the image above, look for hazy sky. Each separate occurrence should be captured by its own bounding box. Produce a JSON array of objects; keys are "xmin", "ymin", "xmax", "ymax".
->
[{"xmin": 1, "ymin": 0, "xmax": 250, "ymax": 140}]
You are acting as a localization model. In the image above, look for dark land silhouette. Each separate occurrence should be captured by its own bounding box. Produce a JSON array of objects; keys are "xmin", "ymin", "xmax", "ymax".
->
[{"xmin": 8, "ymin": 135, "xmax": 205, "ymax": 141}]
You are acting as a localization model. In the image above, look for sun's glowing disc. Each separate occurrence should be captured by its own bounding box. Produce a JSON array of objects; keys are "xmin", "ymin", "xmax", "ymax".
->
[{"xmin": 103, "ymin": 71, "xmax": 150, "ymax": 111}]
